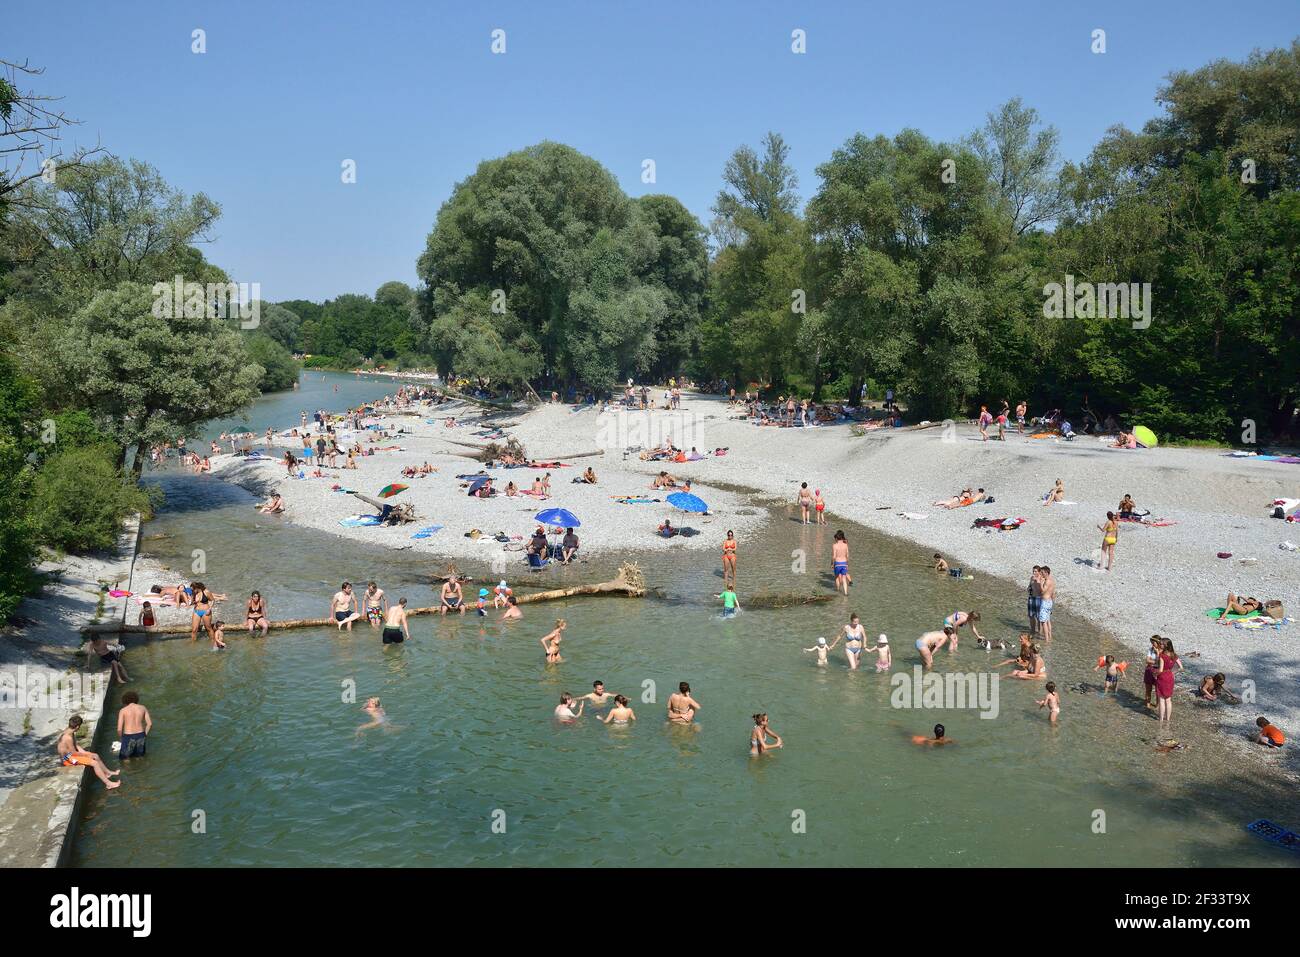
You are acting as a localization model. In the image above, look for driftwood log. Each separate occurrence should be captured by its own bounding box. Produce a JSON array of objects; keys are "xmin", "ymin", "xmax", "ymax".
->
[{"xmin": 83, "ymin": 563, "xmax": 647, "ymax": 636}]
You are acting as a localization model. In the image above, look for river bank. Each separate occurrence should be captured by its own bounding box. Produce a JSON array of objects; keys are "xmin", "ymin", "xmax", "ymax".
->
[{"xmin": 205, "ymin": 391, "xmax": 1299, "ymax": 778}]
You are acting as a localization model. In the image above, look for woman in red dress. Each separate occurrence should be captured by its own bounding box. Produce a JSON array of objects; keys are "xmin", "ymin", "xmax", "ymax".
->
[{"xmin": 1154, "ymin": 637, "xmax": 1183, "ymax": 725}]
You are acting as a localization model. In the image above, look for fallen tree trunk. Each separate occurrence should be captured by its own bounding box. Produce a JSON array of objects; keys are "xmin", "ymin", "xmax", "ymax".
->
[{"xmin": 83, "ymin": 563, "xmax": 648, "ymax": 636}]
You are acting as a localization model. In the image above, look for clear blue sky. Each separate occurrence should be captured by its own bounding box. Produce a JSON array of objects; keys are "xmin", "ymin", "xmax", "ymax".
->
[{"xmin": 9, "ymin": 0, "xmax": 1299, "ymax": 301}]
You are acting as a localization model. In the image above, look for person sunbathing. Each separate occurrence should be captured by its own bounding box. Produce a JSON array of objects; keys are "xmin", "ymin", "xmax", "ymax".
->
[
  {"xmin": 1113, "ymin": 431, "xmax": 1137, "ymax": 449},
  {"xmin": 650, "ymin": 471, "xmax": 678, "ymax": 490},
  {"xmin": 1217, "ymin": 593, "xmax": 1263, "ymax": 621},
  {"xmin": 934, "ymin": 488, "xmax": 975, "ymax": 508},
  {"xmin": 505, "ymin": 481, "xmax": 518, "ymax": 497},
  {"xmin": 1042, "ymin": 479, "xmax": 1065, "ymax": 506}
]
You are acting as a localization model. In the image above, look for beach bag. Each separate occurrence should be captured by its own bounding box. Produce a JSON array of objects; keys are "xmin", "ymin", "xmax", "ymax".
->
[{"xmin": 1264, "ymin": 600, "xmax": 1284, "ymax": 620}]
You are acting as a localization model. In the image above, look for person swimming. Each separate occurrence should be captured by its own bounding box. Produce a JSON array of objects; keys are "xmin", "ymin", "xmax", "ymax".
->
[{"xmin": 911, "ymin": 723, "xmax": 953, "ymax": 746}]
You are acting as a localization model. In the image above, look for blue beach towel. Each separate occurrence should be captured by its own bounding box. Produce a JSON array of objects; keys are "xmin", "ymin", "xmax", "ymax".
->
[
  {"xmin": 339, "ymin": 515, "xmax": 383, "ymax": 528},
  {"xmin": 410, "ymin": 525, "xmax": 444, "ymax": 539}
]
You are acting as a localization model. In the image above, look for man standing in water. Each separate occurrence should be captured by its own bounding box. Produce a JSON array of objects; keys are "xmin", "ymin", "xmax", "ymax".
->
[
  {"xmin": 831, "ymin": 531, "xmax": 851, "ymax": 594},
  {"xmin": 331, "ymin": 582, "xmax": 360, "ymax": 631},
  {"xmin": 116, "ymin": 691, "xmax": 152, "ymax": 758},
  {"xmin": 576, "ymin": 681, "xmax": 618, "ymax": 708},
  {"xmin": 382, "ymin": 597, "xmax": 410, "ymax": 644},
  {"xmin": 667, "ymin": 682, "xmax": 702, "ymax": 724},
  {"xmin": 1039, "ymin": 566, "xmax": 1056, "ymax": 641}
]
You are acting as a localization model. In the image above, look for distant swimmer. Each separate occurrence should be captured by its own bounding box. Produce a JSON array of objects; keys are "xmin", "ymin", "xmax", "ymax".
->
[
  {"xmin": 357, "ymin": 697, "xmax": 386, "ymax": 734},
  {"xmin": 554, "ymin": 693, "xmax": 584, "ymax": 721},
  {"xmin": 382, "ymin": 597, "xmax": 410, "ymax": 644},
  {"xmin": 666, "ymin": 682, "xmax": 702, "ymax": 724},
  {"xmin": 576, "ymin": 681, "xmax": 617, "ymax": 707},
  {"xmin": 602, "ymin": 695, "xmax": 636, "ymax": 725},
  {"xmin": 750, "ymin": 713, "xmax": 783, "ymax": 756},
  {"xmin": 540, "ymin": 619, "xmax": 566, "ymax": 663},
  {"xmin": 915, "ymin": 628, "xmax": 952, "ymax": 670},
  {"xmin": 331, "ymin": 582, "xmax": 361, "ymax": 632},
  {"xmin": 842, "ymin": 614, "xmax": 866, "ymax": 670},
  {"xmin": 912, "ymin": 723, "xmax": 954, "ymax": 746}
]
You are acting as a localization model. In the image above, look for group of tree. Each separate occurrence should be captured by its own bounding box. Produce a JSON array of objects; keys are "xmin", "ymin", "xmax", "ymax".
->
[{"xmin": 414, "ymin": 42, "xmax": 1297, "ymax": 442}]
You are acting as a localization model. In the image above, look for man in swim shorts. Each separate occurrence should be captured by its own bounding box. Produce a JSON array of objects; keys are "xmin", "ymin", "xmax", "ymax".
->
[
  {"xmin": 832, "ymin": 531, "xmax": 851, "ymax": 594},
  {"xmin": 382, "ymin": 597, "xmax": 410, "ymax": 643},
  {"xmin": 56, "ymin": 716, "xmax": 120, "ymax": 789},
  {"xmin": 331, "ymin": 582, "xmax": 359, "ymax": 631},
  {"xmin": 363, "ymin": 581, "xmax": 388, "ymax": 629},
  {"xmin": 1038, "ymin": 566, "xmax": 1055, "ymax": 641},
  {"xmin": 116, "ymin": 690, "xmax": 152, "ymax": 758},
  {"xmin": 440, "ymin": 577, "xmax": 466, "ymax": 615}
]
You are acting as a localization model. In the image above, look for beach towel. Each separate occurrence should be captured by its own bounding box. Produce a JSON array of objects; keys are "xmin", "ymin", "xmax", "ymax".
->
[
  {"xmin": 1204, "ymin": 608, "xmax": 1261, "ymax": 620},
  {"xmin": 615, "ymin": 497, "xmax": 659, "ymax": 504},
  {"xmin": 339, "ymin": 515, "xmax": 383, "ymax": 527},
  {"xmin": 410, "ymin": 525, "xmax": 443, "ymax": 539},
  {"xmin": 973, "ymin": 517, "xmax": 1026, "ymax": 530}
]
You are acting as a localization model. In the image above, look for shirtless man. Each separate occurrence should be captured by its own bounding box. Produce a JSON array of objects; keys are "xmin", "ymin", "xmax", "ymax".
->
[
  {"xmin": 382, "ymin": 597, "xmax": 410, "ymax": 644},
  {"xmin": 440, "ymin": 578, "xmax": 466, "ymax": 615},
  {"xmin": 1038, "ymin": 566, "xmax": 1056, "ymax": 641},
  {"xmin": 56, "ymin": 716, "xmax": 120, "ymax": 789},
  {"xmin": 831, "ymin": 531, "xmax": 851, "ymax": 594},
  {"xmin": 666, "ymin": 682, "xmax": 702, "ymax": 724},
  {"xmin": 500, "ymin": 596, "xmax": 522, "ymax": 621},
  {"xmin": 116, "ymin": 691, "xmax": 151, "ymax": 758},
  {"xmin": 331, "ymin": 582, "xmax": 360, "ymax": 631},
  {"xmin": 915, "ymin": 628, "xmax": 953, "ymax": 670},
  {"xmin": 576, "ymin": 681, "xmax": 617, "ymax": 708},
  {"xmin": 363, "ymin": 581, "xmax": 388, "ymax": 630}
]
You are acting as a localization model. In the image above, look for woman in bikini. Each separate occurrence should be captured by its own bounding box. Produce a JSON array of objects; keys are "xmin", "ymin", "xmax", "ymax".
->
[
  {"xmin": 244, "ymin": 591, "xmax": 269, "ymax": 637},
  {"xmin": 1098, "ymin": 512, "xmax": 1119, "ymax": 571},
  {"xmin": 797, "ymin": 482, "xmax": 814, "ymax": 524},
  {"xmin": 842, "ymin": 614, "xmax": 867, "ymax": 671},
  {"xmin": 540, "ymin": 619, "xmax": 566, "ymax": 663},
  {"xmin": 602, "ymin": 695, "xmax": 635, "ymax": 725},
  {"xmin": 1042, "ymin": 478, "xmax": 1065, "ymax": 507},
  {"xmin": 666, "ymin": 682, "xmax": 702, "ymax": 724},
  {"xmin": 942, "ymin": 610, "xmax": 983, "ymax": 651},
  {"xmin": 750, "ymin": 713, "xmax": 782, "ymax": 756},
  {"xmin": 189, "ymin": 582, "xmax": 219, "ymax": 642},
  {"xmin": 722, "ymin": 530, "xmax": 738, "ymax": 588}
]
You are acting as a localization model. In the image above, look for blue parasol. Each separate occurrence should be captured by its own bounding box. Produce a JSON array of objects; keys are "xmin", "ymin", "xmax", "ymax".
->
[
  {"xmin": 534, "ymin": 507, "xmax": 581, "ymax": 528},
  {"xmin": 666, "ymin": 491, "xmax": 709, "ymax": 514}
]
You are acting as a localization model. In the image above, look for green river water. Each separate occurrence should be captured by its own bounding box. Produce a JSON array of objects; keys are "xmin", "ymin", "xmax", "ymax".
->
[{"xmin": 70, "ymin": 372, "xmax": 1300, "ymax": 867}]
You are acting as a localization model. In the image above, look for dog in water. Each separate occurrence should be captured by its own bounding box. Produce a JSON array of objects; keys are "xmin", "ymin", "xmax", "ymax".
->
[{"xmin": 975, "ymin": 637, "xmax": 1009, "ymax": 652}]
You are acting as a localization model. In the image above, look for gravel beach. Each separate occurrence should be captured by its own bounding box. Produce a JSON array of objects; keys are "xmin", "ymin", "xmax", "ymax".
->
[{"xmin": 208, "ymin": 387, "xmax": 1300, "ymax": 774}]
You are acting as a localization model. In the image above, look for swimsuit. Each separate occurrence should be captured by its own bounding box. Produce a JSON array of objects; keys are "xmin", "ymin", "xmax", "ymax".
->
[
  {"xmin": 1037, "ymin": 599, "xmax": 1053, "ymax": 622},
  {"xmin": 834, "ymin": 561, "xmax": 848, "ymax": 576},
  {"xmin": 334, "ymin": 610, "xmax": 351, "ymax": 622},
  {"xmin": 382, "ymin": 626, "xmax": 404, "ymax": 644},
  {"xmin": 119, "ymin": 731, "xmax": 147, "ymax": 758},
  {"xmin": 60, "ymin": 753, "xmax": 80, "ymax": 767}
]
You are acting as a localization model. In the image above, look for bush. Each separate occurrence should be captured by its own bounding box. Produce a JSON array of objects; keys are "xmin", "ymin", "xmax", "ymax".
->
[{"xmin": 30, "ymin": 447, "xmax": 155, "ymax": 553}]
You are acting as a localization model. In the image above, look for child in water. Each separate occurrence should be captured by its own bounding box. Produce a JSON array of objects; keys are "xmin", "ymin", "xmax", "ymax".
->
[
  {"xmin": 210, "ymin": 619, "xmax": 227, "ymax": 651},
  {"xmin": 357, "ymin": 697, "xmax": 386, "ymax": 734},
  {"xmin": 1036, "ymin": 682, "xmax": 1060, "ymax": 723},
  {"xmin": 872, "ymin": 634, "xmax": 892, "ymax": 672},
  {"xmin": 803, "ymin": 636, "xmax": 832, "ymax": 666},
  {"xmin": 1095, "ymin": 655, "xmax": 1126, "ymax": 694},
  {"xmin": 476, "ymin": 588, "xmax": 489, "ymax": 616},
  {"xmin": 750, "ymin": 713, "xmax": 783, "ymax": 756},
  {"xmin": 719, "ymin": 587, "xmax": 739, "ymax": 618}
]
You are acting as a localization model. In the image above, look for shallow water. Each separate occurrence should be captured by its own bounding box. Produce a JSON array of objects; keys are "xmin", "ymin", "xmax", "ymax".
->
[
  {"xmin": 70, "ymin": 390, "xmax": 1300, "ymax": 867},
  {"xmin": 199, "ymin": 370, "xmax": 407, "ymax": 444}
]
